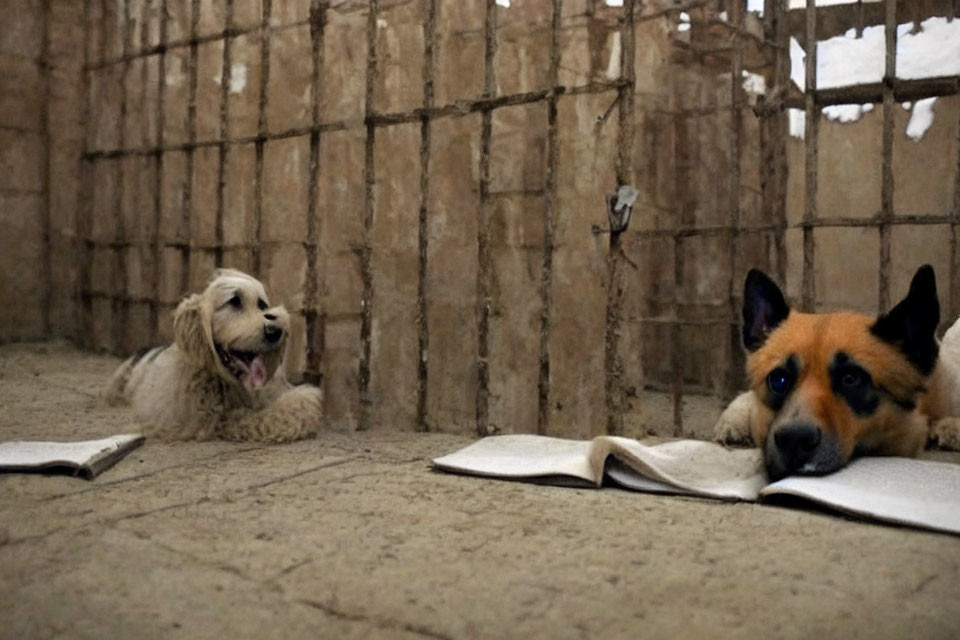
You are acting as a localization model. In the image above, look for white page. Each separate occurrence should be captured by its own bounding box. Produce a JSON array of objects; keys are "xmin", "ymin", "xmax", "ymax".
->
[
  {"xmin": 433, "ymin": 435, "xmax": 768, "ymax": 499},
  {"xmin": 603, "ymin": 458, "xmax": 698, "ymax": 496},
  {"xmin": 761, "ymin": 457, "xmax": 960, "ymax": 536},
  {"xmin": 0, "ymin": 434, "xmax": 145, "ymax": 478},
  {"xmin": 432, "ymin": 435, "xmax": 599, "ymax": 485},
  {"xmin": 595, "ymin": 437, "xmax": 768, "ymax": 501}
]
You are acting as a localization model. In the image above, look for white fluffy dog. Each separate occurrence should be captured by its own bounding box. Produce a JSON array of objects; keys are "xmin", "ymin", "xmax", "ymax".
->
[{"xmin": 105, "ymin": 269, "xmax": 322, "ymax": 442}]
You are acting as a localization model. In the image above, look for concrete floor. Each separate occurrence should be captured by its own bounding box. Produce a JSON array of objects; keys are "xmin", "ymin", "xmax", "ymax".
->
[{"xmin": 2, "ymin": 342, "xmax": 959, "ymax": 639}]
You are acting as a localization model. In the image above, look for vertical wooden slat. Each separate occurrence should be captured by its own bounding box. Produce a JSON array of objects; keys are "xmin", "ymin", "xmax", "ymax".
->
[
  {"xmin": 112, "ymin": 0, "xmax": 133, "ymax": 350},
  {"xmin": 77, "ymin": 0, "xmax": 95, "ymax": 346},
  {"xmin": 878, "ymin": 0, "xmax": 897, "ymax": 313},
  {"xmin": 954, "ymin": 0, "xmax": 960, "ymax": 320},
  {"xmin": 40, "ymin": 0, "xmax": 52, "ymax": 336},
  {"xmin": 538, "ymin": 0, "xmax": 562, "ymax": 435},
  {"xmin": 670, "ymin": 78, "xmax": 687, "ymax": 437},
  {"xmin": 762, "ymin": 0, "xmax": 789, "ymax": 286},
  {"xmin": 358, "ymin": 0, "xmax": 379, "ymax": 430},
  {"xmin": 725, "ymin": 0, "xmax": 745, "ymax": 397},
  {"xmin": 415, "ymin": 0, "xmax": 437, "ymax": 431},
  {"xmin": 150, "ymin": 0, "xmax": 168, "ymax": 342},
  {"xmin": 604, "ymin": 0, "xmax": 636, "ymax": 435},
  {"xmin": 475, "ymin": 0, "xmax": 497, "ymax": 436},
  {"xmin": 951, "ymin": 67, "xmax": 960, "ymax": 321},
  {"xmin": 303, "ymin": 0, "xmax": 328, "ymax": 386},
  {"xmin": 251, "ymin": 0, "xmax": 273, "ymax": 276},
  {"xmin": 214, "ymin": 0, "xmax": 235, "ymax": 268},
  {"xmin": 180, "ymin": 0, "xmax": 199, "ymax": 296},
  {"xmin": 802, "ymin": 0, "xmax": 818, "ymax": 312}
]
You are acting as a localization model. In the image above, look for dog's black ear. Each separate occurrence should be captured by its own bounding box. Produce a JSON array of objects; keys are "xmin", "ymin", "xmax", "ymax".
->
[
  {"xmin": 870, "ymin": 264, "xmax": 940, "ymax": 375},
  {"xmin": 742, "ymin": 269, "xmax": 790, "ymax": 352}
]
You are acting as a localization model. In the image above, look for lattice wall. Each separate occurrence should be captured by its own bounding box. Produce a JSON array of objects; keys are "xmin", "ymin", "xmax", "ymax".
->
[{"xmin": 5, "ymin": 0, "xmax": 960, "ymax": 439}]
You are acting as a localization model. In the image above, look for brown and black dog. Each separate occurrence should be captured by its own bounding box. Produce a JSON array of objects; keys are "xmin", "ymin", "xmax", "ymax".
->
[{"xmin": 714, "ymin": 265, "xmax": 960, "ymax": 480}]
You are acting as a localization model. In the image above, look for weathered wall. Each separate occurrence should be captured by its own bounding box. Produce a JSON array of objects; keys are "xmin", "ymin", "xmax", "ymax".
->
[
  {"xmin": 11, "ymin": 1, "xmax": 960, "ymax": 439},
  {"xmin": 0, "ymin": 0, "xmax": 84, "ymax": 344},
  {"xmin": 0, "ymin": 1, "xmax": 47, "ymax": 340},
  {"xmin": 785, "ymin": 96, "xmax": 960, "ymax": 320},
  {"xmin": 67, "ymin": 0, "xmax": 672, "ymax": 437}
]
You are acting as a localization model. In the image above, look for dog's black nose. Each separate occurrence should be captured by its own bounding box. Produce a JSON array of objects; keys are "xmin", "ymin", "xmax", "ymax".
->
[
  {"xmin": 772, "ymin": 423, "xmax": 821, "ymax": 471},
  {"xmin": 264, "ymin": 325, "xmax": 283, "ymax": 344}
]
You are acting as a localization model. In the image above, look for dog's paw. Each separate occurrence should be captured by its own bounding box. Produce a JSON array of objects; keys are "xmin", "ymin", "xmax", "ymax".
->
[
  {"xmin": 270, "ymin": 384, "xmax": 324, "ymax": 441},
  {"xmin": 928, "ymin": 417, "xmax": 960, "ymax": 451},
  {"xmin": 713, "ymin": 391, "xmax": 756, "ymax": 446}
]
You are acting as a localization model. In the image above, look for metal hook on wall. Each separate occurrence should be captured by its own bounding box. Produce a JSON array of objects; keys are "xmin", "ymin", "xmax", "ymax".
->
[{"xmin": 607, "ymin": 184, "xmax": 638, "ymax": 234}]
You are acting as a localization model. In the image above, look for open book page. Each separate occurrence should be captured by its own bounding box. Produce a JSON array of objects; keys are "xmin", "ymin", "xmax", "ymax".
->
[
  {"xmin": 432, "ymin": 435, "xmax": 602, "ymax": 486},
  {"xmin": 760, "ymin": 457, "xmax": 960, "ymax": 535},
  {"xmin": 433, "ymin": 434, "xmax": 767, "ymax": 499},
  {"xmin": 590, "ymin": 437, "xmax": 768, "ymax": 501},
  {"xmin": 0, "ymin": 434, "xmax": 145, "ymax": 479},
  {"xmin": 602, "ymin": 458, "xmax": 699, "ymax": 496}
]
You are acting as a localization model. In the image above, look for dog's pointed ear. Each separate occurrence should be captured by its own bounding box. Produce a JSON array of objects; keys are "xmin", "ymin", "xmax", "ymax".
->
[
  {"xmin": 174, "ymin": 293, "xmax": 214, "ymax": 367},
  {"xmin": 871, "ymin": 264, "xmax": 940, "ymax": 375},
  {"xmin": 742, "ymin": 269, "xmax": 790, "ymax": 352}
]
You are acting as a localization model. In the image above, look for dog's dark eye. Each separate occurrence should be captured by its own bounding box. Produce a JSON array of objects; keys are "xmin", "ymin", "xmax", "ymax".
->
[
  {"xmin": 841, "ymin": 370, "xmax": 863, "ymax": 387},
  {"xmin": 257, "ymin": 298, "xmax": 268, "ymax": 311},
  {"xmin": 767, "ymin": 367, "xmax": 792, "ymax": 395},
  {"xmin": 228, "ymin": 295, "xmax": 242, "ymax": 309}
]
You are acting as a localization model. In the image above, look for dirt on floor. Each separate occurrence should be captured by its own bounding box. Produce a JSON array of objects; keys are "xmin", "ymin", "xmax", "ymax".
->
[{"xmin": 2, "ymin": 341, "xmax": 959, "ymax": 639}]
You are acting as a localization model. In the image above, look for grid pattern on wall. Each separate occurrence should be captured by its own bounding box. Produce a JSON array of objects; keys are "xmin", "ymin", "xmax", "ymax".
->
[
  {"xmin": 78, "ymin": 0, "xmax": 651, "ymax": 436},
  {"xmin": 72, "ymin": 0, "xmax": 960, "ymax": 438}
]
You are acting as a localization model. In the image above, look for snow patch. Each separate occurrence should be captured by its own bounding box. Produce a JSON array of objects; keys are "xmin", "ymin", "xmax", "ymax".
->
[
  {"xmin": 789, "ymin": 108, "xmax": 805, "ymax": 139},
  {"xmin": 898, "ymin": 18, "xmax": 960, "ymax": 79},
  {"xmin": 791, "ymin": 17, "xmax": 960, "ymax": 91},
  {"xmin": 905, "ymin": 97, "xmax": 937, "ymax": 141},
  {"xmin": 496, "ymin": 0, "xmax": 510, "ymax": 7},
  {"xmin": 789, "ymin": 37, "xmax": 806, "ymax": 90},
  {"xmin": 822, "ymin": 102, "xmax": 873, "ymax": 123},
  {"xmin": 789, "ymin": 17, "xmax": 959, "ymax": 133},
  {"xmin": 742, "ymin": 70, "xmax": 766, "ymax": 95}
]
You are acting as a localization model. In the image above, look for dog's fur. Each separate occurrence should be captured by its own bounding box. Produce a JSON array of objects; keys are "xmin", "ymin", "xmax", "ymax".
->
[
  {"xmin": 714, "ymin": 265, "xmax": 960, "ymax": 480},
  {"xmin": 104, "ymin": 269, "xmax": 322, "ymax": 442}
]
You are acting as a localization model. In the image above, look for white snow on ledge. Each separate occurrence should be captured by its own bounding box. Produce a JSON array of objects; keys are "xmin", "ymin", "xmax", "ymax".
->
[
  {"xmin": 792, "ymin": 17, "xmax": 960, "ymax": 91},
  {"xmin": 823, "ymin": 102, "xmax": 874, "ymax": 123},
  {"xmin": 906, "ymin": 97, "xmax": 938, "ymax": 141},
  {"xmin": 789, "ymin": 98, "xmax": 939, "ymax": 141},
  {"xmin": 788, "ymin": 16, "xmax": 959, "ymax": 139}
]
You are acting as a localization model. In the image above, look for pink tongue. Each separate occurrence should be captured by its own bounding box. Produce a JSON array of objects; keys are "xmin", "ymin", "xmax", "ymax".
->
[{"xmin": 243, "ymin": 355, "xmax": 268, "ymax": 390}]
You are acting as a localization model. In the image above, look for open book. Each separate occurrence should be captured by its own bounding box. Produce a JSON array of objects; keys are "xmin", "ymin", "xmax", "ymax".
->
[
  {"xmin": 0, "ymin": 434, "xmax": 145, "ymax": 480},
  {"xmin": 433, "ymin": 435, "xmax": 960, "ymax": 536}
]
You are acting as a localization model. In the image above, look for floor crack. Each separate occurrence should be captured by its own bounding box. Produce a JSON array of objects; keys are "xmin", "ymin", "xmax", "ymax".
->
[
  {"xmin": 244, "ymin": 456, "xmax": 359, "ymax": 490},
  {"xmin": 297, "ymin": 598, "xmax": 454, "ymax": 640},
  {"xmin": 39, "ymin": 445, "xmax": 270, "ymax": 502}
]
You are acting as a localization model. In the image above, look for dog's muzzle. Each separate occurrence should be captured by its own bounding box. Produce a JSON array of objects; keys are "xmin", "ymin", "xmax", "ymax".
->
[
  {"xmin": 214, "ymin": 331, "xmax": 283, "ymax": 391},
  {"xmin": 764, "ymin": 423, "xmax": 846, "ymax": 481}
]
